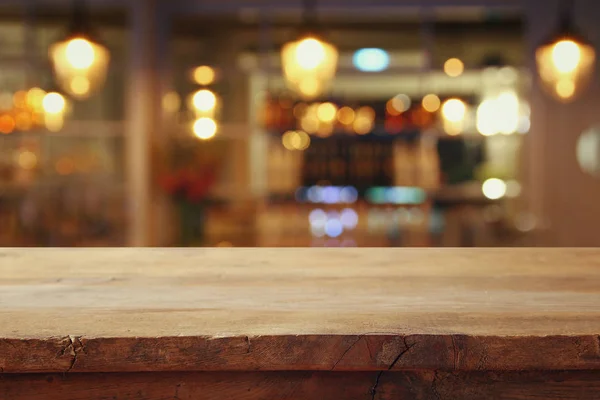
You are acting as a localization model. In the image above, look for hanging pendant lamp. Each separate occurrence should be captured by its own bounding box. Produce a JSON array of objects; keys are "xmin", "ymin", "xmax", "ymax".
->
[
  {"xmin": 49, "ymin": 0, "xmax": 110, "ymax": 100},
  {"xmin": 281, "ymin": 0, "xmax": 338, "ymax": 99},
  {"xmin": 535, "ymin": 0, "xmax": 596, "ymax": 103}
]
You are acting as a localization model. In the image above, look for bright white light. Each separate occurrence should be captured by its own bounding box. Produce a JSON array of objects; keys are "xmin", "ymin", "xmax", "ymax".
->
[
  {"xmin": 42, "ymin": 92, "xmax": 66, "ymax": 114},
  {"xmin": 296, "ymin": 38, "xmax": 326, "ymax": 70},
  {"xmin": 476, "ymin": 99, "xmax": 498, "ymax": 136},
  {"xmin": 192, "ymin": 89, "xmax": 217, "ymax": 112},
  {"xmin": 353, "ymin": 48, "xmax": 389, "ymax": 72},
  {"xmin": 518, "ymin": 116, "xmax": 531, "ymax": 134},
  {"xmin": 192, "ymin": 117, "xmax": 217, "ymax": 139},
  {"xmin": 476, "ymin": 91, "xmax": 520, "ymax": 136},
  {"xmin": 65, "ymin": 38, "xmax": 95, "ymax": 69},
  {"xmin": 482, "ymin": 178, "xmax": 507, "ymax": 200},
  {"xmin": 552, "ymin": 40, "xmax": 581, "ymax": 73},
  {"xmin": 496, "ymin": 91, "xmax": 519, "ymax": 134},
  {"xmin": 442, "ymin": 98, "xmax": 466, "ymax": 123}
]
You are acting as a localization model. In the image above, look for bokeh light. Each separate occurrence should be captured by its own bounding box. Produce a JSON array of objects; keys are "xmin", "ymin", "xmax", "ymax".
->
[
  {"xmin": 18, "ymin": 150, "xmax": 37, "ymax": 170},
  {"xmin": 26, "ymin": 88, "xmax": 46, "ymax": 111},
  {"xmin": 317, "ymin": 102, "xmax": 337, "ymax": 122},
  {"xmin": 444, "ymin": 58, "xmax": 464, "ymax": 77},
  {"xmin": 296, "ymin": 38, "xmax": 327, "ymax": 70},
  {"xmin": 353, "ymin": 48, "xmax": 390, "ymax": 72},
  {"xmin": 390, "ymin": 94, "xmax": 411, "ymax": 113},
  {"xmin": 65, "ymin": 38, "xmax": 95, "ymax": 69},
  {"xmin": 282, "ymin": 130, "xmax": 311, "ymax": 150},
  {"xmin": 162, "ymin": 91, "xmax": 181, "ymax": 113},
  {"xmin": 69, "ymin": 76, "xmax": 91, "ymax": 96},
  {"xmin": 337, "ymin": 106, "xmax": 355, "ymax": 125},
  {"xmin": 482, "ymin": 178, "xmax": 507, "ymax": 200},
  {"xmin": 441, "ymin": 98, "xmax": 466, "ymax": 123},
  {"xmin": 552, "ymin": 40, "xmax": 581, "ymax": 74},
  {"xmin": 193, "ymin": 65, "xmax": 216, "ymax": 85},
  {"xmin": 192, "ymin": 89, "xmax": 217, "ymax": 112},
  {"xmin": 0, "ymin": 115, "xmax": 15, "ymax": 134},
  {"xmin": 422, "ymin": 94, "xmax": 441, "ymax": 112},
  {"xmin": 42, "ymin": 92, "xmax": 66, "ymax": 114},
  {"xmin": 193, "ymin": 117, "xmax": 217, "ymax": 139}
]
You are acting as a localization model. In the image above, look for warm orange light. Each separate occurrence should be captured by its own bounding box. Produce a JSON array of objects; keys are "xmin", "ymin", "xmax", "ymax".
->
[
  {"xmin": 536, "ymin": 37, "xmax": 595, "ymax": 102},
  {"xmin": 193, "ymin": 66, "xmax": 216, "ymax": 85},
  {"xmin": 337, "ymin": 107, "xmax": 355, "ymax": 125},
  {"xmin": 281, "ymin": 35, "xmax": 338, "ymax": 99},
  {"xmin": 444, "ymin": 58, "xmax": 464, "ymax": 77},
  {"xmin": 50, "ymin": 36, "xmax": 110, "ymax": 99},
  {"xmin": 317, "ymin": 102, "xmax": 337, "ymax": 122},
  {"xmin": 15, "ymin": 112, "xmax": 33, "ymax": 131},
  {"xmin": 13, "ymin": 91, "xmax": 28, "ymax": 109},
  {"xmin": 422, "ymin": 94, "xmax": 441, "ymax": 112},
  {"xmin": 0, "ymin": 115, "xmax": 15, "ymax": 134}
]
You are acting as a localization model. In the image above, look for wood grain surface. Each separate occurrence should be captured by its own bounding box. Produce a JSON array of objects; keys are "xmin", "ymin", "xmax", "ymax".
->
[
  {"xmin": 1, "ymin": 248, "xmax": 600, "ymax": 373},
  {"xmin": 2, "ymin": 371, "xmax": 600, "ymax": 400}
]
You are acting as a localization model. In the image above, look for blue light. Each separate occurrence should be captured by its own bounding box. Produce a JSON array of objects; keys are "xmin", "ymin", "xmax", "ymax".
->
[
  {"xmin": 325, "ymin": 219, "xmax": 344, "ymax": 238},
  {"xmin": 353, "ymin": 48, "xmax": 390, "ymax": 72}
]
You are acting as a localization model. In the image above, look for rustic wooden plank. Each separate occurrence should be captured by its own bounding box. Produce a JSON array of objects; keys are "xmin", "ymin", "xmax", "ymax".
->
[
  {"xmin": 1, "ymin": 371, "xmax": 600, "ymax": 400},
  {"xmin": 1, "ymin": 334, "xmax": 600, "ymax": 373},
  {"xmin": 1, "ymin": 248, "xmax": 600, "ymax": 373}
]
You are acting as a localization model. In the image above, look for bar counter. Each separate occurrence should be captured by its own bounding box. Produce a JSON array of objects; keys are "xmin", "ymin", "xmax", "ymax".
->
[{"xmin": 1, "ymin": 248, "xmax": 600, "ymax": 399}]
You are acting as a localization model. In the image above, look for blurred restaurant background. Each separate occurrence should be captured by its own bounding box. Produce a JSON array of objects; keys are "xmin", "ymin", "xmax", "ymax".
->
[{"xmin": 0, "ymin": 0, "xmax": 599, "ymax": 247}]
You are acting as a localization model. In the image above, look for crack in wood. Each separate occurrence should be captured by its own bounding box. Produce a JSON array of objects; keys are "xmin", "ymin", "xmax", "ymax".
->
[
  {"xmin": 451, "ymin": 335, "xmax": 458, "ymax": 370},
  {"xmin": 245, "ymin": 336, "xmax": 251, "ymax": 354},
  {"xmin": 370, "ymin": 336, "xmax": 415, "ymax": 400},
  {"xmin": 331, "ymin": 335, "xmax": 362, "ymax": 371},
  {"xmin": 64, "ymin": 336, "xmax": 85, "ymax": 373}
]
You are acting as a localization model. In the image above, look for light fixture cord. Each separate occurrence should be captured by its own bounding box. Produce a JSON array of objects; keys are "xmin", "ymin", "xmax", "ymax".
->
[
  {"xmin": 302, "ymin": 0, "xmax": 318, "ymax": 31},
  {"xmin": 69, "ymin": 0, "xmax": 91, "ymax": 35},
  {"xmin": 558, "ymin": 0, "xmax": 574, "ymax": 32}
]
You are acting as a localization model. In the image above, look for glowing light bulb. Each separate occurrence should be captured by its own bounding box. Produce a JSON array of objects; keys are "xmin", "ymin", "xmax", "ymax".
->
[
  {"xmin": 42, "ymin": 92, "xmax": 66, "ymax": 114},
  {"xmin": 65, "ymin": 38, "xmax": 95, "ymax": 69},
  {"xmin": 441, "ymin": 98, "xmax": 466, "ymax": 122},
  {"xmin": 192, "ymin": 89, "xmax": 217, "ymax": 112},
  {"xmin": 482, "ymin": 178, "xmax": 507, "ymax": 200},
  {"xmin": 296, "ymin": 38, "xmax": 326, "ymax": 70},
  {"xmin": 552, "ymin": 40, "xmax": 581, "ymax": 74},
  {"xmin": 193, "ymin": 117, "xmax": 217, "ymax": 139}
]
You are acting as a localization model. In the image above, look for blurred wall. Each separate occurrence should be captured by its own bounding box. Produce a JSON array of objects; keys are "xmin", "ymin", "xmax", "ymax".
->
[{"xmin": 526, "ymin": 0, "xmax": 600, "ymax": 246}]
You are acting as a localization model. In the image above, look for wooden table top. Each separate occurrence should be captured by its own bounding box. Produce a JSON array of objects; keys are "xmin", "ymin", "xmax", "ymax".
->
[{"xmin": 1, "ymin": 248, "xmax": 600, "ymax": 373}]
